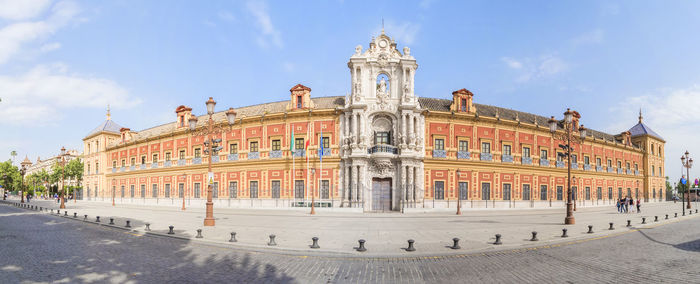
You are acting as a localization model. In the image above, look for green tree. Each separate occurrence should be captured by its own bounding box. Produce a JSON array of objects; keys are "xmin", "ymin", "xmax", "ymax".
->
[
  {"xmin": 666, "ymin": 176, "xmax": 673, "ymax": 200},
  {"xmin": 10, "ymin": 150, "xmax": 16, "ymax": 165},
  {"xmin": 0, "ymin": 160, "xmax": 20, "ymax": 193}
]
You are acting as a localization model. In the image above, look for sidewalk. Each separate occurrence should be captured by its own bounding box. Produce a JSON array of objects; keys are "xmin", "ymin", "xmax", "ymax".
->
[{"xmin": 8, "ymin": 198, "xmax": 697, "ymax": 257}]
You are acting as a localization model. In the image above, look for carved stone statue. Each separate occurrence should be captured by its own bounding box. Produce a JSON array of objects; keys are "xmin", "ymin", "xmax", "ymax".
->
[
  {"xmin": 355, "ymin": 45, "xmax": 362, "ymax": 55},
  {"xmin": 403, "ymin": 46, "xmax": 410, "ymax": 56},
  {"xmin": 378, "ymin": 78, "xmax": 387, "ymax": 94}
]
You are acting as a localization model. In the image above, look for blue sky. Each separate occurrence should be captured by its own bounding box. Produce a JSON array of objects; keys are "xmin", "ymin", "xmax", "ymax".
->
[{"xmin": 1, "ymin": 0, "xmax": 699, "ymax": 183}]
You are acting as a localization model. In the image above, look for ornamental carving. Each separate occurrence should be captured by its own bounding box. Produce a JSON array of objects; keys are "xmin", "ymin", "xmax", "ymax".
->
[{"xmin": 370, "ymin": 158, "xmax": 394, "ymax": 177}]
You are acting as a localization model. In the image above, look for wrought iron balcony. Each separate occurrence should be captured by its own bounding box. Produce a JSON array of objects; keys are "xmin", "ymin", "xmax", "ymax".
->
[
  {"xmin": 120, "ymin": 166, "xmax": 125, "ymax": 172},
  {"xmin": 617, "ymin": 168, "xmax": 623, "ymax": 174},
  {"xmin": 319, "ymin": 148, "xmax": 331, "ymax": 157},
  {"xmin": 540, "ymin": 159, "xmax": 550, "ymax": 167},
  {"xmin": 249, "ymin": 152, "xmax": 260, "ymax": 160},
  {"xmin": 293, "ymin": 149, "xmax": 305, "ymax": 158},
  {"xmin": 584, "ymin": 164, "xmax": 591, "ymax": 171},
  {"xmin": 522, "ymin": 157, "xmax": 532, "ymax": 165},
  {"xmin": 501, "ymin": 155, "xmax": 513, "ymax": 163},
  {"xmin": 112, "ymin": 168, "xmax": 116, "ymax": 173},
  {"xmin": 212, "ymin": 156, "xmax": 219, "ymax": 163},
  {"xmin": 431, "ymin": 149, "xmax": 446, "ymax": 158},
  {"xmin": 228, "ymin": 153, "xmax": 238, "ymax": 161},
  {"xmin": 607, "ymin": 167, "xmax": 613, "ymax": 173},
  {"xmin": 572, "ymin": 163, "xmax": 578, "ymax": 170},
  {"xmin": 177, "ymin": 159, "xmax": 186, "ymax": 166},
  {"xmin": 193, "ymin": 157, "xmax": 202, "ymax": 164},
  {"xmin": 129, "ymin": 165, "xmax": 135, "ymax": 171},
  {"xmin": 626, "ymin": 169, "xmax": 632, "ymax": 175},
  {"xmin": 370, "ymin": 145, "xmax": 398, "ymax": 155},
  {"xmin": 151, "ymin": 162, "xmax": 158, "ymax": 169},
  {"xmin": 457, "ymin": 151, "xmax": 470, "ymax": 160},
  {"xmin": 635, "ymin": 170, "xmax": 639, "ymax": 176},
  {"xmin": 270, "ymin": 150, "xmax": 283, "ymax": 158},
  {"xmin": 480, "ymin": 153, "xmax": 492, "ymax": 161},
  {"xmin": 596, "ymin": 165, "xmax": 603, "ymax": 172},
  {"xmin": 164, "ymin": 161, "xmax": 172, "ymax": 167},
  {"xmin": 556, "ymin": 161, "xmax": 565, "ymax": 168},
  {"xmin": 140, "ymin": 164, "xmax": 146, "ymax": 170}
]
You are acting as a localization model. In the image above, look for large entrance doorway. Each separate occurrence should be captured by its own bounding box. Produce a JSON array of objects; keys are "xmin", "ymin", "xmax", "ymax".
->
[{"xmin": 371, "ymin": 178, "xmax": 392, "ymax": 211}]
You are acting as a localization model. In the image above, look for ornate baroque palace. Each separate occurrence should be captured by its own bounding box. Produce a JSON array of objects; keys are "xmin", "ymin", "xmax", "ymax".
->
[{"xmin": 82, "ymin": 32, "xmax": 666, "ymax": 212}]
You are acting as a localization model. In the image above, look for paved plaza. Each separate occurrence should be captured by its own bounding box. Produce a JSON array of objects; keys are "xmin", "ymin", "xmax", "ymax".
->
[{"xmin": 1, "ymin": 201, "xmax": 699, "ymax": 283}]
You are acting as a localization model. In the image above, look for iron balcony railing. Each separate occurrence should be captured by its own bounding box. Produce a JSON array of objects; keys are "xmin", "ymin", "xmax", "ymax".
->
[
  {"xmin": 501, "ymin": 155, "xmax": 513, "ymax": 163},
  {"xmin": 480, "ymin": 153, "xmax": 492, "ymax": 161},
  {"xmin": 228, "ymin": 153, "xmax": 238, "ymax": 161},
  {"xmin": 270, "ymin": 150, "xmax": 283, "ymax": 158},
  {"xmin": 457, "ymin": 151, "xmax": 470, "ymax": 160},
  {"xmin": 370, "ymin": 145, "xmax": 398, "ymax": 155},
  {"xmin": 522, "ymin": 157, "xmax": 532, "ymax": 165}
]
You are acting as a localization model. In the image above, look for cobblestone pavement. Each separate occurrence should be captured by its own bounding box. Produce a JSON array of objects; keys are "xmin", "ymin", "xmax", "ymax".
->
[
  {"xmin": 10, "ymin": 198, "xmax": 693, "ymax": 257},
  {"xmin": 1, "ymin": 202, "xmax": 699, "ymax": 283}
]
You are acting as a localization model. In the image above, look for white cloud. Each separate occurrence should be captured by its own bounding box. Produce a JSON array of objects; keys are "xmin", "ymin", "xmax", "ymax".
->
[
  {"xmin": 246, "ymin": 0, "xmax": 282, "ymax": 48},
  {"xmin": 607, "ymin": 85, "xmax": 700, "ymax": 182},
  {"xmin": 0, "ymin": 0, "xmax": 80, "ymax": 65},
  {"xmin": 0, "ymin": 64, "xmax": 140, "ymax": 126},
  {"xmin": 0, "ymin": 0, "xmax": 51, "ymax": 21},
  {"xmin": 420, "ymin": 0, "xmax": 436, "ymax": 9},
  {"xmin": 571, "ymin": 29, "xmax": 604, "ymax": 46},
  {"xmin": 502, "ymin": 54, "xmax": 568, "ymax": 83},
  {"xmin": 217, "ymin": 10, "xmax": 235, "ymax": 22},
  {"xmin": 39, "ymin": 42, "xmax": 60, "ymax": 52},
  {"xmin": 377, "ymin": 21, "xmax": 421, "ymax": 45}
]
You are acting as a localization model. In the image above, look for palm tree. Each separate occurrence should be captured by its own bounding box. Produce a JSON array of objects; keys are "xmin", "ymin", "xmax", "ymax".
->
[{"xmin": 10, "ymin": 151, "xmax": 16, "ymax": 165}]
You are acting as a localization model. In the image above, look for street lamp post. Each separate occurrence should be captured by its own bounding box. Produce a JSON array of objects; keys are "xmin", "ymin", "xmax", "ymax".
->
[
  {"xmin": 19, "ymin": 165, "xmax": 26, "ymax": 203},
  {"xmin": 681, "ymin": 151, "xmax": 693, "ymax": 212},
  {"xmin": 188, "ymin": 98, "xmax": 237, "ymax": 226},
  {"xmin": 456, "ymin": 169, "xmax": 462, "ymax": 215},
  {"xmin": 310, "ymin": 168, "xmax": 316, "ymax": 215},
  {"xmin": 59, "ymin": 146, "xmax": 67, "ymax": 209},
  {"xmin": 549, "ymin": 108, "xmax": 587, "ymax": 225}
]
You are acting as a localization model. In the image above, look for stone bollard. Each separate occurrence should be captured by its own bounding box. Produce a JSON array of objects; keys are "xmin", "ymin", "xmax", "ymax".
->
[
  {"xmin": 406, "ymin": 239, "xmax": 416, "ymax": 252},
  {"xmin": 109, "ymin": 218, "xmax": 114, "ymax": 225},
  {"xmin": 125, "ymin": 220, "xmax": 131, "ymax": 228},
  {"xmin": 530, "ymin": 231, "xmax": 538, "ymax": 241},
  {"xmin": 562, "ymin": 228, "xmax": 568, "ymax": 238},
  {"xmin": 654, "ymin": 216, "xmax": 658, "ymax": 222},
  {"xmin": 666, "ymin": 214, "xmax": 669, "ymax": 220},
  {"xmin": 73, "ymin": 212, "xmax": 77, "ymax": 218},
  {"xmin": 168, "ymin": 226, "xmax": 174, "ymax": 234},
  {"xmin": 609, "ymin": 223, "xmax": 615, "ymax": 230},
  {"xmin": 683, "ymin": 211, "xmax": 686, "ymax": 216},
  {"xmin": 451, "ymin": 238, "xmax": 461, "ymax": 249},
  {"xmin": 196, "ymin": 229, "xmax": 203, "ymax": 238},
  {"xmin": 642, "ymin": 217, "xmax": 646, "ymax": 224},
  {"xmin": 229, "ymin": 232, "xmax": 237, "ymax": 242},
  {"xmin": 626, "ymin": 220, "xmax": 631, "ymax": 227},
  {"xmin": 357, "ymin": 239, "xmax": 367, "ymax": 252},
  {"xmin": 494, "ymin": 234, "xmax": 502, "ymax": 245},
  {"xmin": 64, "ymin": 211, "xmax": 67, "ymax": 216},
  {"xmin": 310, "ymin": 237, "xmax": 320, "ymax": 249},
  {"xmin": 696, "ymin": 209, "xmax": 698, "ymax": 213},
  {"xmin": 690, "ymin": 211, "xmax": 693, "ymax": 215},
  {"xmin": 51, "ymin": 209, "xmax": 53, "ymax": 213},
  {"xmin": 145, "ymin": 223, "xmax": 151, "ymax": 231},
  {"xmin": 587, "ymin": 225, "xmax": 594, "ymax": 234},
  {"xmin": 268, "ymin": 234, "xmax": 277, "ymax": 246},
  {"xmin": 96, "ymin": 216, "xmax": 100, "ymax": 222},
  {"xmin": 675, "ymin": 213, "xmax": 678, "ymax": 218},
  {"xmin": 84, "ymin": 215, "xmax": 87, "ymax": 221}
]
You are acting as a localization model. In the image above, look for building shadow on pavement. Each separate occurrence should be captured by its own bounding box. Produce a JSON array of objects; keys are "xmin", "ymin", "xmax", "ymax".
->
[
  {"xmin": 636, "ymin": 228, "xmax": 700, "ymax": 253},
  {"xmin": 0, "ymin": 203, "xmax": 296, "ymax": 283}
]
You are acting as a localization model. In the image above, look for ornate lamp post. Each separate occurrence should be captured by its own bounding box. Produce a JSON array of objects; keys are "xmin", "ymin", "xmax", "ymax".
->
[
  {"xmin": 681, "ymin": 151, "xmax": 693, "ymax": 212},
  {"xmin": 59, "ymin": 146, "xmax": 68, "ymax": 209},
  {"xmin": 181, "ymin": 173, "xmax": 187, "ymax": 211},
  {"xmin": 310, "ymin": 168, "xmax": 316, "ymax": 215},
  {"xmin": 188, "ymin": 98, "xmax": 237, "ymax": 226},
  {"xmin": 548, "ymin": 108, "xmax": 587, "ymax": 225},
  {"xmin": 19, "ymin": 165, "xmax": 26, "ymax": 203},
  {"xmin": 456, "ymin": 169, "xmax": 462, "ymax": 215}
]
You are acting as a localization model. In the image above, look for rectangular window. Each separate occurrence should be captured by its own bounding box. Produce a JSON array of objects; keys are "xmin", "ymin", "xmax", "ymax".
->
[
  {"xmin": 130, "ymin": 185, "xmax": 135, "ymax": 198},
  {"xmin": 571, "ymin": 154, "xmax": 577, "ymax": 164},
  {"xmin": 572, "ymin": 187, "xmax": 578, "ymax": 200},
  {"xmin": 585, "ymin": 187, "xmax": 591, "ymax": 200},
  {"xmin": 608, "ymin": 187, "xmax": 612, "ymax": 199},
  {"xmin": 618, "ymin": 188, "xmax": 622, "ymax": 199},
  {"xmin": 652, "ymin": 167, "xmax": 655, "ymax": 176},
  {"xmin": 556, "ymin": 152, "xmax": 564, "ymax": 162},
  {"xmin": 557, "ymin": 186, "xmax": 563, "ymax": 200},
  {"xmin": 481, "ymin": 142, "xmax": 491, "ymax": 154},
  {"xmin": 540, "ymin": 185, "xmax": 548, "ymax": 201},
  {"xmin": 522, "ymin": 184, "xmax": 531, "ymax": 200},
  {"xmin": 271, "ymin": 180, "xmax": 281, "ymax": 199},
  {"xmin": 617, "ymin": 161, "xmax": 622, "ymax": 169},
  {"xmin": 295, "ymin": 138, "xmax": 305, "ymax": 150},
  {"xmin": 121, "ymin": 186, "xmax": 124, "ymax": 198},
  {"xmin": 502, "ymin": 145, "xmax": 511, "ymax": 156},
  {"xmin": 584, "ymin": 156, "xmax": 590, "ymax": 165},
  {"xmin": 434, "ymin": 139, "xmax": 445, "ymax": 151},
  {"xmin": 294, "ymin": 180, "xmax": 305, "ymax": 199},
  {"xmin": 321, "ymin": 180, "xmax": 329, "ymax": 199},
  {"xmin": 458, "ymin": 140, "xmax": 469, "ymax": 152},
  {"xmin": 459, "ymin": 182, "xmax": 468, "ymax": 200},
  {"xmin": 141, "ymin": 156, "xmax": 146, "ymax": 164},
  {"xmin": 229, "ymin": 181, "xmax": 238, "ymax": 198},
  {"xmin": 194, "ymin": 148, "xmax": 201, "ymax": 158},
  {"xmin": 229, "ymin": 143, "xmax": 238, "ymax": 154},
  {"xmin": 297, "ymin": 96, "xmax": 302, "ymax": 108},
  {"xmin": 434, "ymin": 181, "xmax": 445, "ymax": 200},
  {"xmin": 596, "ymin": 157, "xmax": 601, "ymax": 166},
  {"xmin": 461, "ymin": 98, "xmax": 467, "ymax": 111},
  {"xmin": 178, "ymin": 183, "xmax": 184, "ymax": 198},
  {"xmin": 250, "ymin": 181, "xmax": 259, "ymax": 199},
  {"xmin": 540, "ymin": 149, "xmax": 548, "ymax": 160},
  {"xmin": 96, "ymin": 162, "xmax": 99, "ymax": 174},
  {"xmin": 634, "ymin": 164, "xmax": 638, "ymax": 172},
  {"xmin": 194, "ymin": 183, "xmax": 201, "ymax": 198},
  {"xmin": 165, "ymin": 152, "xmax": 172, "ymax": 161},
  {"xmin": 523, "ymin": 147, "xmax": 531, "ymax": 158},
  {"xmin": 152, "ymin": 154, "xmax": 158, "ymax": 163},
  {"xmin": 321, "ymin": 137, "xmax": 330, "ymax": 149},
  {"xmin": 272, "ymin": 140, "xmax": 281, "ymax": 151},
  {"xmin": 179, "ymin": 150, "xmax": 186, "ymax": 160},
  {"xmin": 121, "ymin": 159, "xmax": 126, "ymax": 167},
  {"xmin": 113, "ymin": 161, "xmax": 117, "ymax": 168},
  {"xmin": 152, "ymin": 184, "xmax": 158, "ymax": 198},
  {"xmin": 627, "ymin": 188, "xmax": 631, "ymax": 198},
  {"xmin": 130, "ymin": 158, "xmax": 135, "ymax": 166},
  {"xmin": 597, "ymin": 187, "xmax": 602, "ymax": 200},
  {"xmin": 626, "ymin": 163, "xmax": 630, "ymax": 170},
  {"xmin": 165, "ymin": 184, "xmax": 170, "ymax": 198},
  {"xmin": 481, "ymin": 183, "xmax": 491, "ymax": 200},
  {"xmin": 212, "ymin": 182, "xmax": 219, "ymax": 198},
  {"xmin": 376, "ymin": 132, "xmax": 390, "ymax": 145},
  {"xmin": 503, "ymin": 184, "xmax": 511, "ymax": 200},
  {"xmin": 250, "ymin": 141, "xmax": 259, "ymax": 152}
]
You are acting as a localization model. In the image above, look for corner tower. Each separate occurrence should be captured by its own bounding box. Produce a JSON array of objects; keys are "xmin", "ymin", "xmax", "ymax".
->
[
  {"xmin": 629, "ymin": 110, "xmax": 666, "ymax": 202},
  {"xmin": 340, "ymin": 31, "xmax": 425, "ymax": 211}
]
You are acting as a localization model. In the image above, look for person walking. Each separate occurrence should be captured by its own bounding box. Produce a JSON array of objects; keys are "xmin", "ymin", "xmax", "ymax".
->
[
  {"xmin": 629, "ymin": 198, "xmax": 635, "ymax": 213},
  {"xmin": 636, "ymin": 199, "xmax": 641, "ymax": 213},
  {"xmin": 624, "ymin": 197, "xmax": 629, "ymax": 213},
  {"xmin": 616, "ymin": 199, "xmax": 621, "ymax": 213}
]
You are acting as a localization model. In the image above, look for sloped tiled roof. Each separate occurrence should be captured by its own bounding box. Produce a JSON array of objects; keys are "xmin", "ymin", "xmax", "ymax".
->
[
  {"xmin": 85, "ymin": 119, "xmax": 123, "ymax": 138},
  {"xmin": 629, "ymin": 122, "xmax": 664, "ymax": 141}
]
